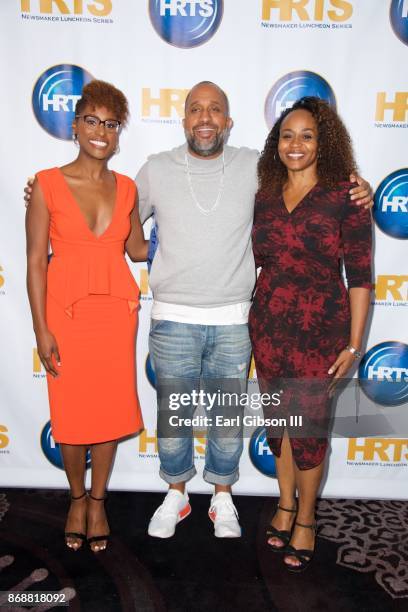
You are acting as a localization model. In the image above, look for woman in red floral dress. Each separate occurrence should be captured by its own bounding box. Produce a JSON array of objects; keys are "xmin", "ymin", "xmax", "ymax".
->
[{"xmin": 248, "ymin": 97, "xmax": 372, "ymax": 571}]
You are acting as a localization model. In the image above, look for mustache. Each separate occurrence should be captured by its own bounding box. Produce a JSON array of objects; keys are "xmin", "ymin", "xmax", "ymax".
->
[{"xmin": 193, "ymin": 124, "xmax": 218, "ymax": 130}]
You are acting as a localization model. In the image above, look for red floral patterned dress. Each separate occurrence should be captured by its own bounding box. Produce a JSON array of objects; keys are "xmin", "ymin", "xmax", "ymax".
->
[{"xmin": 248, "ymin": 182, "xmax": 372, "ymax": 469}]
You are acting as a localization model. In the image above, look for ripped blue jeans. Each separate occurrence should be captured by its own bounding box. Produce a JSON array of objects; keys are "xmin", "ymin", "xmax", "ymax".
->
[{"xmin": 149, "ymin": 320, "xmax": 251, "ymax": 485}]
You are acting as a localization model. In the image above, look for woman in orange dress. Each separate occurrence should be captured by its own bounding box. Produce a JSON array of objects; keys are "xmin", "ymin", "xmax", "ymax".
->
[{"xmin": 26, "ymin": 80, "xmax": 147, "ymax": 552}]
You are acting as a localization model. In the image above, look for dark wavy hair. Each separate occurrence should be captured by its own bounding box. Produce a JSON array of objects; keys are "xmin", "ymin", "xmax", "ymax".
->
[
  {"xmin": 258, "ymin": 97, "xmax": 357, "ymax": 195},
  {"xmin": 75, "ymin": 79, "xmax": 129, "ymax": 126}
]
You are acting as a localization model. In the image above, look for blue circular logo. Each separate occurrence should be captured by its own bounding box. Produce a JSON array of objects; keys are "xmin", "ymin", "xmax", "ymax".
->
[
  {"xmin": 265, "ymin": 71, "xmax": 336, "ymax": 128},
  {"xmin": 145, "ymin": 353, "xmax": 156, "ymax": 388},
  {"xmin": 248, "ymin": 427, "xmax": 276, "ymax": 477},
  {"xmin": 149, "ymin": 0, "xmax": 223, "ymax": 48},
  {"xmin": 390, "ymin": 0, "xmax": 408, "ymax": 46},
  {"xmin": 373, "ymin": 169, "xmax": 408, "ymax": 239},
  {"xmin": 40, "ymin": 421, "xmax": 91, "ymax": 470},
  {"xmin": 359, "ymin": 342, "xmax": 408, "ymax": 406},
  {"xmin": 32, "ymin": 64, "xmax": 94, "ymax": 140}
]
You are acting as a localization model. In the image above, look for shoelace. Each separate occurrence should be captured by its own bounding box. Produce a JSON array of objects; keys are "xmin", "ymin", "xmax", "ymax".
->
[
  {"xmin": 210, "ymin": 498, "xmax": 239, "ymax": 521},
  {"xmin": 153, "ymin": 495, "xmax": 185, "ymax": 519}
]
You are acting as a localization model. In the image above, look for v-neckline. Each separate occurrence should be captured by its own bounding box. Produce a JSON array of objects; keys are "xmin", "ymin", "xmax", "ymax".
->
[
  {"xmin": 282, "ymin": 182, "xmax": 318, "ymax": 216},
  {"xmin": 56, "ymin": 167, "xmax": 119, "ymax": 240}
]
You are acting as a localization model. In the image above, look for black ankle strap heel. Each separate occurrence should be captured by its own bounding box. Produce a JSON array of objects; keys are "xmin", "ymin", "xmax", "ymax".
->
[
  {"xmin": 87, "ymin": 493, "xmax": 109, "ymax": 552},
  {"xmin": 284, "ymin": 521, "xmax": 317, "ymax": 573},
  {"xmin": 71, "ymin": 491, "xmax": 87, "ymax": 501},
  {"xmin": 266, "ymin": 501, "xmax": 297, "ymax": 552}
]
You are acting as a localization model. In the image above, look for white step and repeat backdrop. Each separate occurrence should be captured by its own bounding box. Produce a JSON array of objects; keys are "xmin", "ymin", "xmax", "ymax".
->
[{"xmin": 0, "ymin": 1, "xmax": 407, "ymax": 498}]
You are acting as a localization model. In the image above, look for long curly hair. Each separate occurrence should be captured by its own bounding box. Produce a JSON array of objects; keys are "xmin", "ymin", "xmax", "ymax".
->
[
  {"xmin": 75, "ymin": 80, "xmax": 129, "ymax": 126},
  {"xmin": 258, "ymin": 97, "xmax": 357, "ymax": 195}
]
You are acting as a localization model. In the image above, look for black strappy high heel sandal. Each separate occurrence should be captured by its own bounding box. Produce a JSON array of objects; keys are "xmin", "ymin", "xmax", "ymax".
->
[
  {"xmin": 65, "ymin": 491, "xmax": 87, "ymax": 550},
  {"xmin": 284, "ymin": 521, "xmax": 317, "ymax": 572},
  {"xmin": 87, "ymin": 493, "xmax": 110, "ymax": 552},
  {"xmin": 266, "ymin": 502, "xmax": 297, "ymax": 552}
]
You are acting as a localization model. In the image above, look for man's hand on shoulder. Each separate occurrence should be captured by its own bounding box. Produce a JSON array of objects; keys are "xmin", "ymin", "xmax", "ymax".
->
[
  {"xmin": 349, "ymin": 174, "xmax": 374, "ymax": 209},
  {"xmin": 24, "ymin": 177, "xmax": 34, "ymax": 208}
]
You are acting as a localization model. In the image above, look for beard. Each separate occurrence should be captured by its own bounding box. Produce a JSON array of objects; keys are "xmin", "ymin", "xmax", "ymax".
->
[{"xmin": 185, "ymin": 127, "xmax": 228, "ymax": 157}]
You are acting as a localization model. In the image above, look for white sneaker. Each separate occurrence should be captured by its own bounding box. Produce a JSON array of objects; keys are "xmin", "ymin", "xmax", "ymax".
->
[
  {"xmin": 148, "ymin": 489, "xmax": 191, "ymax": 538},
  {"xmin": 208, "ymin": 492, "xmax": 241, "ymax": 538}
]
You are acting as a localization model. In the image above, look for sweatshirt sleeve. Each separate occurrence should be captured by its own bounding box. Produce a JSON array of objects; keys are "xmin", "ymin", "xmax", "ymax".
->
[
  {"xmin": 135, "ymin": 161, "xmax": 153, "ymax": 224},
  {"xmin": 251, "ymin": 196, "xmax": 265, "ymax": 268}
]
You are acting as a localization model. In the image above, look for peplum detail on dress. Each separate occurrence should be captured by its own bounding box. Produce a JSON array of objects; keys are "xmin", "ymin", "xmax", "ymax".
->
[{"xmin": 47, "ymin": 240, "xmax": 139, "ymax": 318}]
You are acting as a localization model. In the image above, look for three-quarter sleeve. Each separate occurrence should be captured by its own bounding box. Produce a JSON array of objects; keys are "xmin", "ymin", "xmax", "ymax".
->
[{"xmin": 341, "ymin": 188, "xmax": 373, "ymax": 289}]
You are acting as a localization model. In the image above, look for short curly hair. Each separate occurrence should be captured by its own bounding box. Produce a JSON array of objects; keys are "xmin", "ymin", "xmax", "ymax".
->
[
  {"xmin": 75, "ymin": 79, "xmax": 129, "ymax": 126},
  {"xmin": 258, "ymin": 97, "xmax": 357, "ymax": 195}
]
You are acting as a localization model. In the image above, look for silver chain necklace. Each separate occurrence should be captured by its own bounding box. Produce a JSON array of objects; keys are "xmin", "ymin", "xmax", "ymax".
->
[{"xmin": 184, "ymin": 150, "xmax": 225, "ymax": 215}]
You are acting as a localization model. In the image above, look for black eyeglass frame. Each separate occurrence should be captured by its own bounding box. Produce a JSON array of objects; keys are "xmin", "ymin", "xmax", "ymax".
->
[{"xmin": 75, "ymin": 114, "xmax": 121, "ymax": 132}]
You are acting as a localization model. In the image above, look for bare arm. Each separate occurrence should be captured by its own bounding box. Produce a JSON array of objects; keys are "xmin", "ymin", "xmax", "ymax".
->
[
  {"xmin": 125, "ymin": 193, "xmax": 148, "ymax": 262},
  {"xmin": 328, "ymin": 288, "xmax": 371, "ymax": 378},
  {"xmin": 348, "ymin": 287, "xmax": 371, "ymax": 351},
  {"xmin": 26, "ymin": 179, "xmax": 60, "ymax": 377}
]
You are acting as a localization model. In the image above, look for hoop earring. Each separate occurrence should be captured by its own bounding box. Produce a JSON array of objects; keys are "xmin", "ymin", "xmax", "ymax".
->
[
  {"xmin": 115, "ymin": 144, "xmax": 120, "ymax": 155},
  {"xmin": 73, "ymin": 134, "xmax": 79, "ymax": 147}
]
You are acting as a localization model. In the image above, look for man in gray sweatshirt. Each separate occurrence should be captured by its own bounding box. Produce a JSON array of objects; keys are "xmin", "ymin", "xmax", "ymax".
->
[
  {"xmin": 136, "ymin": 81, "xmax": 372, "ymax": 539},
  {"xmin": 138, "ymin": 82, "xmax": 258, "ymax": 539}
]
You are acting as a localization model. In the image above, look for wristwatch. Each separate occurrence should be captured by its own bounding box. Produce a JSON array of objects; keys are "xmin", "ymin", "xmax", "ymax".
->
[{"xmin": 346, "ymin": 345, "xmax": 362, "ymax": 359}]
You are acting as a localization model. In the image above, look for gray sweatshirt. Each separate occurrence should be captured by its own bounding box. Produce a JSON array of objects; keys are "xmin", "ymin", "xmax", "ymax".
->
[{"xmin": 136, "ymin": 143, "xmax": 259, "ymax": 308}]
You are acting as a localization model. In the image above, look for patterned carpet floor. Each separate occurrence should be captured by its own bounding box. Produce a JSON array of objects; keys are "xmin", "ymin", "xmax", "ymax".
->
[{"xmin": 0, "ymin": 490, "xmax": 407, "ymax": 611}]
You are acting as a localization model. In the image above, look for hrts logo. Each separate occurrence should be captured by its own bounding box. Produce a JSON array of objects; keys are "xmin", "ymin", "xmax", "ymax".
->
[
  {"xmin": 373, "ymin": 169, "xmax": 408, "ymax": 239},
  {"xmin": 348, "ymin": 438, "xmax": 408, "ymax": 462},
  {"xmin": 359, "ymin": 342, "xmax": 408, "ymax": 407},
  {"xmin": 262, "ymin": 0, "xmax": 353, "ymax": 22},
  {"xmin": 375, "ymin": 91, "xmax": 408, "ymax": 123},
  {"xmin": 248, "ymin": 427, "xmax": 276, "ymax": 477},
  {"xmin": 149, "ymin": 0, "xmax": 223, "ymax": 48},
  {"xmin": 0, "ymin": 425, "xmax": 9, "ymax": 449},
  {"xmin": 390, "ymin": 0, "xmax": 408, "ymax": 46},
  {"xmin": 21, "ymin": 0, "xmax": 112, "ymax": 15},
  {"xmin": 264, "ymin": 71, "xmax": 336, "ymax": 128},
  {"xmin": 142, "ymin": 88, "xmax": 188, "ymax": 118},
  {"xmin": 41, "ymin": 421, "xmax": 91, "ymax": 469},
  {"xmin": 32, "ymin": 64, "xmax": 94, "ymax": 140},
  {"xmin": 375, "ymin": 275, "xmax": 408, "ymax": 302}
]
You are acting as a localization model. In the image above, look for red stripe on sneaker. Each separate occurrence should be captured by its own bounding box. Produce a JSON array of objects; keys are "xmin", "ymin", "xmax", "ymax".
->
[{"xmin": 178, "ymin": 503, "xmax": 191, "ymax": 521}]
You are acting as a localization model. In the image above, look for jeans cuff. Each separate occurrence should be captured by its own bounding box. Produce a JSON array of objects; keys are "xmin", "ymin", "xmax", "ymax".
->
[
  {"xmin": 159, "ymin": 465, "xmax": 197, "ymax": 484},
  {"xmin": 203, "ymin": 468, "xmax": 239, "ymax": 486}
]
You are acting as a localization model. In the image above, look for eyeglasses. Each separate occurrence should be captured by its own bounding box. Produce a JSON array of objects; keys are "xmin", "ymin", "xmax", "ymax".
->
[{"xmin": 76, "ymin": 115, "xmax": 121, "ymax": 132}]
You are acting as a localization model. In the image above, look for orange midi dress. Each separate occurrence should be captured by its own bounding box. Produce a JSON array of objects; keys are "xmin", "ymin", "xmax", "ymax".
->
[{"xmin": 36, "ymin": 167, "xmax": 143, "ymax": 444}]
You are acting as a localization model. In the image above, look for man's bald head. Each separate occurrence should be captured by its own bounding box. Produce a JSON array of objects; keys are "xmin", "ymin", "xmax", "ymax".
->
[{"xmin": 184, "ymin": 81, "xmax": 230, "ymax": 117}]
